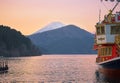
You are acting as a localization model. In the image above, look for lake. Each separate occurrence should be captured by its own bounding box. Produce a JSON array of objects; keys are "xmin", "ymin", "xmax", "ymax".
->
[{"xmin": 0, "ymin": 55, "xmax": 119, "ymax": 83}]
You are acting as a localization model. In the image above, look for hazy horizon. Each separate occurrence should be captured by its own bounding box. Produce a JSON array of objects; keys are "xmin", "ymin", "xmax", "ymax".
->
[{"xmin": 0, "ymin": 0, "xmax": 120, "ymax": 35}]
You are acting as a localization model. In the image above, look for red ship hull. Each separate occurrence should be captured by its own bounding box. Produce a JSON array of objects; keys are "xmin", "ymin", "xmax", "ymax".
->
[{"xmin": 94, "ymin": 43, "xmax": 120, "ymax": 69}]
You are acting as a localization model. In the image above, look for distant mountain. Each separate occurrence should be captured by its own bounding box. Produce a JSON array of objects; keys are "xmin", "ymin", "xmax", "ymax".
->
[
  {"xmin": 29, "ymin": 25, "xmax": 97, "ymax": 54},
  {"xmin": 34, "ymin": 22, "xmax": 65, "ymax": 34},
  {"xmin": 0, "ymin": 25, "xmax": 41, "ymax": 57}
]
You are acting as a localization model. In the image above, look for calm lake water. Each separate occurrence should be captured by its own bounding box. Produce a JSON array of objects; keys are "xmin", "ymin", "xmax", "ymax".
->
[{"xmin": 0, "ymin": 55, "xmax": 119, "ymax": 83}]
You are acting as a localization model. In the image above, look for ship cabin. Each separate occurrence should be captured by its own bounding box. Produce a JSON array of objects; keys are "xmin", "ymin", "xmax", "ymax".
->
[{"xmin": 94, "ymin": 11, "xmax": 120, "ymax": 63}]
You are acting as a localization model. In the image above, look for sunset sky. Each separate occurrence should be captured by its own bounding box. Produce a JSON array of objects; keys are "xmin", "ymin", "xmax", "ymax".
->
[{"xmin": 0, "ymin": 0, "xmax": 120, "ymax": 35}]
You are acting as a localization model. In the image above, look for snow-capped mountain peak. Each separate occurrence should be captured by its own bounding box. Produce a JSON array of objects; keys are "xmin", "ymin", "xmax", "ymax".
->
[{"xmin": 34, "ymin": 22, "xmax": 66, "ymax": 34}]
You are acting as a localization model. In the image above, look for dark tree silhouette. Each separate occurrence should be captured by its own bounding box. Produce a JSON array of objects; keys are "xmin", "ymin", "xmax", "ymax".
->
[{"xmin": 0, "ymin": 25, "xmax": 41, "ymax": 57}]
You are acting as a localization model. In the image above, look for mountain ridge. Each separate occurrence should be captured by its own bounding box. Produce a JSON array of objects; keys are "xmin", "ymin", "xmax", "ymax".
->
[{"xmin": 0, "ymin": 25, "xmax": 41, "ymax": 57}]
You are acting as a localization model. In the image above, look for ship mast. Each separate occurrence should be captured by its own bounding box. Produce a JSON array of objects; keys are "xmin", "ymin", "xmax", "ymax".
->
[
  {"xmin": 101, "ymin": 0, "xmax": 120, "ymax": 23},
  {"xmin": 108, "ymin": 1, "xmax": 119, "ymax": 22},
  {"xmin": 111, "ymin": 1, "xmax": 119, "ymax": 13}
]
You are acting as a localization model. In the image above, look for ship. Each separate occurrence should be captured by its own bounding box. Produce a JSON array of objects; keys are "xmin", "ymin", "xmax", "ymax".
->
[
  {"xmin": 0, "ymin": 56, "xmax": 8, "ymax": 73},
  {"xmin": 94, "ymin": 0, "xmax": 120, "ymax": 69}
]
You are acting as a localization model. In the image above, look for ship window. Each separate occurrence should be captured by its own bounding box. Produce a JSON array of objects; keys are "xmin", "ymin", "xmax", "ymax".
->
[
  {"xmin": 96, "ymin": 26, "xmax": 105, "ymax": 35},
  {"xmin": 111, "ymin": 25, "xmax": 120, "ymax": 34},
  {"xmin": 99, "ymin": 47, "xmax": 112, "ymax": 56}
]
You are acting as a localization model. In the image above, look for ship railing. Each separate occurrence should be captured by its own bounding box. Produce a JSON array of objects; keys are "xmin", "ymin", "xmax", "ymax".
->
[
  {"xmin": 116, "ymin": 46, "xmax": 120, "ymax": 57},
  {"xmin": 96, "ymin": 57, "xmax": 101, "ymax": 63},
  {"xmin": 114, "ymin": 35, "xmax": 120, "ymax": 57},
  {"xmin": 96, "ymin": 57, "xmax": 111, "ymax": 63}
]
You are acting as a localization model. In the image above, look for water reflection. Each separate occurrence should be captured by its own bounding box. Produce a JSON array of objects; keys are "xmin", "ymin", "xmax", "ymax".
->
[
  {"xmin": 3, "ymin": 55, "xmax": 119, "ymax": 83},
  {"xmin": 95, "ymin": 68, "xmax": 120, "ymax": 83}
]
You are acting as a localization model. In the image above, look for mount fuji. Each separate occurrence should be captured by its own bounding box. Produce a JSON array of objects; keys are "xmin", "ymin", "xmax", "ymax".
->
[
  {"xmin": 34, "ymin": 22, "xmax": 66, "ymax": 34},
  {"xmin": 29, "ymin": 24, "xmax": 97, "ymax": 54}
]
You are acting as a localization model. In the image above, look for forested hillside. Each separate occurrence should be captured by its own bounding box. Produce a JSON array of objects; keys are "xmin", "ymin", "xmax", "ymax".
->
[{"xmin": 0, "ymin": 25, "xmax": 41, "ymax": 57}]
